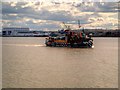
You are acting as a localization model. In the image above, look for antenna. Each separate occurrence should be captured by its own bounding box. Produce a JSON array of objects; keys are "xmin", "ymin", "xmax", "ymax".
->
[
  {"xmin": 62, "ymin": 22, "xmax": 70, "ymax": 30},
  {"xmin": 62, "ymin": 22, "xmax": 68, "ymax": 29},
  {"xmin": 78, "ymin": 20, "xmax": 81, "ymax": 28}
]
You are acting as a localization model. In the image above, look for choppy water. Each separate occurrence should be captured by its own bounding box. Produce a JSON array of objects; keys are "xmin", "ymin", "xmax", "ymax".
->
[{"xmin": 2, "ymin": 37, "xmax": 118, "ymax": 88}]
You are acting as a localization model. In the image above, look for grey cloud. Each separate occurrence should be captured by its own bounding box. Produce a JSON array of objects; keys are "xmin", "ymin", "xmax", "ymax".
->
[
  {"xmin": 2, "ymin": 14, "xmax": 18, "ymax": 20},
  {"xmin": 2, "ymin": 2, "xmax": 75, "ymax": 22},
  {"xmin": 2, "ymin": 2, "xmax": 36, "ymax": 14},
  {"xmin": 25, "ymin": 23, "xmax": 61, "ymax": 30},
  {"xmin": 2, "ymin": 2, "xmax": 118, "ymax": 30},
  {"xmin": 96, "ymin": 2, "xmax": 118, "ymax": 12},
  {"xmin": 75, "ymin": 2, "xmax": 118, "ymax": 12},
  {"xmin": 2, "ymin": 3, "xmax": 18, "ymax": 14}
]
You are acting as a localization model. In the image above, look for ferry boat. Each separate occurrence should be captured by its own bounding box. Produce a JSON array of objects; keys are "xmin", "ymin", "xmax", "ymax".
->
[{"xmin": 45, "ymin": 21, "xmax": 94, "ymax": 48}]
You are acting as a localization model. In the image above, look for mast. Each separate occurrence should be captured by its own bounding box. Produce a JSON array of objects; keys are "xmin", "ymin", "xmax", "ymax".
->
[
  {"xmin": 78, "ymin": 20, "xmax": 81, "ymax": 29},
  {"xmin": 78, "ymin": 20, "xmax": 85, "ymax": 33}
]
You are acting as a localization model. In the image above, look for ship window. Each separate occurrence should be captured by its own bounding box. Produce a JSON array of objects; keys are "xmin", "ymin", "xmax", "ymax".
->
[
  {"xmin": 2, "ymin": 31, "xmax": 6, "ymax": 35},
  {"xmin": 8, "ymin": 31, "xmax": 12, "ymax": 35},
  {"xmin": 60, "ymin": 36, "xmax": 65, "ymax": 40}
]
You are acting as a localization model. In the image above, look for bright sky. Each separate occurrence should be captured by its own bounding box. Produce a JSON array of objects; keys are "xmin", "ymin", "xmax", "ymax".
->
[{"xmin": 2, "ymin": 1, "xmax": 119, "ymax": 31}]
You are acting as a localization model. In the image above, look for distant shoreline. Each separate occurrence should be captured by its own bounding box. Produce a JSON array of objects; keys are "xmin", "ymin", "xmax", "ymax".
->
[{"xmin": 1, "ymin": 36, "xmax": 120, "ymax": 37}]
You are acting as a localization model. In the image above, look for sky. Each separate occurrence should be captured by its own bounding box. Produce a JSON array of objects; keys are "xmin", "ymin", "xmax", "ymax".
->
[{"xmin": 2, "ymin": 0, "xmax": 119, "ymax": 31}]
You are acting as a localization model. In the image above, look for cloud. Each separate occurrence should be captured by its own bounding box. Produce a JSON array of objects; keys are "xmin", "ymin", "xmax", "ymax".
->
[
  {"xmin": 75, "ymin": 2, "xmax": 118, "ymax": 12},
  {"xmin": 2, "ymin": 1, "xmax": 119, "ymax": 30}
]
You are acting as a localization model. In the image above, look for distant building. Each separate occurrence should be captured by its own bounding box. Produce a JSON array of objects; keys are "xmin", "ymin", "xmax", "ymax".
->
[
  {"xmin": 2, "ymin": 27, "xmax": 29, "ymax": 36},
  {"xmin": 2, "ymin": 27, "xmax": 50, "ymax": 37}
]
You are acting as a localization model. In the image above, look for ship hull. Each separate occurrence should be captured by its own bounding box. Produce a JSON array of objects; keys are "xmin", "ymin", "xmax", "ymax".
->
[{"xmin": 45, "ymin": 39, "xmax": 93, "ymax": 48}]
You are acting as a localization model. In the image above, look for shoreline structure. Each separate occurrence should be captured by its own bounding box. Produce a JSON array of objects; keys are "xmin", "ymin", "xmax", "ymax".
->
[{"xmin": 1, "ymin": 27, "xmax": 120, "ymax": 37}]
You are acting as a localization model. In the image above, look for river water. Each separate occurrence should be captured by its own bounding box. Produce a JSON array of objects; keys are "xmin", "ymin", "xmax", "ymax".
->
[{"xmin": 2, "ymin": 37, "xmax": 118, "ymax": 88}]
